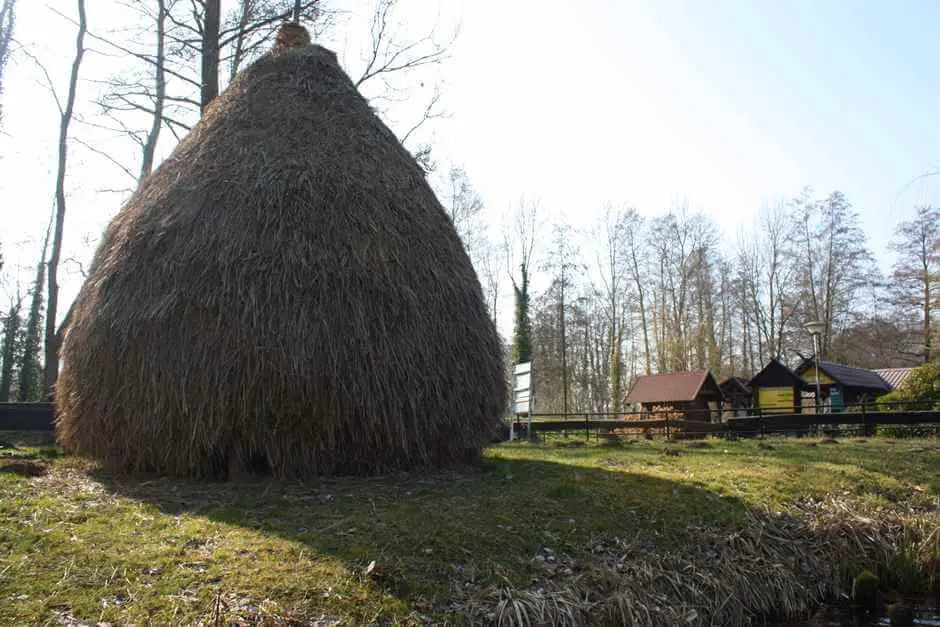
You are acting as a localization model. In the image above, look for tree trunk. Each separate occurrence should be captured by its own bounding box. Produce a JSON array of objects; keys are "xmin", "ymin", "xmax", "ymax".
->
[
  {"xmin": 200, "ymin": 0, "xmax": 221, "ymax": 114},
  {"xmin": 559, "ymin": 282, "xmax": 568, "ymax": 416},
  {"xmin": 920, "ymin": 229, "xmax": 932, "ymax": 363},
  {"xmin": 43, "ymin": 0, "xmax": 86, "ymax": 399},
  {"xmin": 139, "ymin": 0, "xmax": 166, "ymax": 180}
]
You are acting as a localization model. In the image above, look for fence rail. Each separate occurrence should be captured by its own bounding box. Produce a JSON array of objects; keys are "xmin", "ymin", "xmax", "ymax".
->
[
  {"xmin": 3, "ymin": 402, "xmax": 938, "ymax": 441},
  {"xmin": 512, "ymin": 405, "xmax": 940, "ymax": 440},
  {"xmin": 0, "ymin": 403, "xmax": 55, "ymax": 431}
]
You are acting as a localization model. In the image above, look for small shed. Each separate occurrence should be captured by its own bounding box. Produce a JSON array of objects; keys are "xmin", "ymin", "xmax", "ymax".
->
[
  {"xmin": 719, "ymin": 376, "xmax": 753, "ymax": 418},
  {"xmin": 794, "ymin": 359, "xmax": 892, "ymax": 411},
  {"xmin": 625, "ymin": 371, "xmax": 724, "ymax": 422},
  {"xmin": 747, "ymin": 358, "xmax": 807, "ymax": 414}
]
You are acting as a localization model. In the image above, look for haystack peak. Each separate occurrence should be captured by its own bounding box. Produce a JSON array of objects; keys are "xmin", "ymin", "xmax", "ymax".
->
[{"xmin": 273, "ymin": 22, "xmax": 311, "ymax": 56}]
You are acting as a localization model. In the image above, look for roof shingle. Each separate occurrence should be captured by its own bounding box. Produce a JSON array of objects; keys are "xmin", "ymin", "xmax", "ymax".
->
[
  {"xmin": 815, "ymin": 361, "xmax": 891, "ymax": 391},
  {"xmin": 626, "ymin": 371, "xmax": 721, "ymax": 404},
  {"xmin": 873, "ymin": 367, "xmax": 915, "ymax": 390}
]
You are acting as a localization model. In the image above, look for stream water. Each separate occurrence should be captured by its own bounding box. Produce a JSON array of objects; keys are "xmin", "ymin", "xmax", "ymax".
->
[{"xmin": 793, "ymin": 603, "xmax": 940, "ymax": 626}]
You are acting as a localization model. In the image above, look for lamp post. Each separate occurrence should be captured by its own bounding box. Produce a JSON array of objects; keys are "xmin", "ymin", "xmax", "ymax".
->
[{"xmin": 803, "ymin": 320, "xmax": 826, "ymax": 413}]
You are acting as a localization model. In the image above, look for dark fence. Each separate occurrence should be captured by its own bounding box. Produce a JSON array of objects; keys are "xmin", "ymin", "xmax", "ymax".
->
[
  {"xmin": 0, "ymin": 403, "xmax": 55, "ymax": 431},
  {"xmin": 511, "ymin": 401, "xmax": 940, "ymax": 441}
]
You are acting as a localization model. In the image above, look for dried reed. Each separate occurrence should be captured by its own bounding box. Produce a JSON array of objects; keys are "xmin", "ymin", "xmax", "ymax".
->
[
  {"xmin": 55, "ymin": 27, "xmax": 506, "ymax": 478},
  {"xmin": 457, "ymin": 496, "xmax": 939, "ymax": 626}
]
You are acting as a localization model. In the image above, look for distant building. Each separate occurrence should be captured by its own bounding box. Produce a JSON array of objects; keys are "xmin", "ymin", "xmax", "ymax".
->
[
  {"xmin": 747, "ymin": 358, "xmax": 808, "ymax": 414},
  {"xmin": 625, "ymin": 371, "xmax": 724, "ymax": 422},
  {"xmin": 873, "ymin": 367, "xmax": 915, "ymax": 391},
  {"xmin": 719, "ymin": 376, "xmax": 753, "ymax": 418},
  {"xmin": 794, "ymin": 359, "xmax": 892, "ymax": 411}
]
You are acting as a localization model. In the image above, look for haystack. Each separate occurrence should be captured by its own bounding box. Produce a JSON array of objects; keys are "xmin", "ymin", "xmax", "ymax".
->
[{"xmin": 55, "ymin": 25, "xmax": 507, "ymax": 478}]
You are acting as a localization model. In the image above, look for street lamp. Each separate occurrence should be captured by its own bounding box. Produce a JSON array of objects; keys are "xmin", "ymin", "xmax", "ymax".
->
[{"xmin": 803, "ymin": 320, "xmax": 826, "ymax": 413}]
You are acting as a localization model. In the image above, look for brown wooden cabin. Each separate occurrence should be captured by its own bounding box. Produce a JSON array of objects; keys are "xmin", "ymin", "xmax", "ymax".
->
[
  {"xmin": 719, "ymin": 376, "xmax": 753, "ymax": 418},
  {"xmin": 747, "ymin": 358, "xmax": 808, "ymax": 414},
  {"xmin": 625, "ymin": 370, "xmax": 724, "ymax": 422},
  {"xmin": 794, "ymin": 359, "xmax": 892, "ymax": 412}
]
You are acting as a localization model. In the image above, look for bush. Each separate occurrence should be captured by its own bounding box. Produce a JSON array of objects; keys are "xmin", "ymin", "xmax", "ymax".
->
[{"xmin": 880, "ymin": 361, "xmax": 940, "ymax": 411}]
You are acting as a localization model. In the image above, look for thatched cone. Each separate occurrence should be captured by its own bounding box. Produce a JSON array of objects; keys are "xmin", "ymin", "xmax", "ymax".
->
[{"xmin": 55, "ymin": 25, "xmax": 507, "ymax": 478}]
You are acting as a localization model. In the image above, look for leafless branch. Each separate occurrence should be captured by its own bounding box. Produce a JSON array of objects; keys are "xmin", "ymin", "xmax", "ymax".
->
[
  {"xmin": 72, "ymin": 137, "xmax": 137, "ymax": 181},
  {"xmin": 399, "ymin": 85, "xmax": 446, "ymax": 144},
  {"xmin": 354, "ymin": 0, "xmax": 453, "ymax": 89},
  {"xmin": 63, "ymin": 256, "xmax": 88, "ymax": 279},
  {"xmin": 11, "ymin": 42, "xmax": 62, "ymax": 113},
  {"xmin": 50, "ymin": 7, "xmax": 203, "ymax": 90}
]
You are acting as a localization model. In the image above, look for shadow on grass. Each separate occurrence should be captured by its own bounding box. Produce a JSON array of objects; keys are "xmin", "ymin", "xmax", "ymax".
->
[
  {"xmin": 3, "ymin": 431, "xmax": 937, "ymax": 623},
  {"xmin": 88, "ymin": 455, "xmax": 747, "ymax": 616}
]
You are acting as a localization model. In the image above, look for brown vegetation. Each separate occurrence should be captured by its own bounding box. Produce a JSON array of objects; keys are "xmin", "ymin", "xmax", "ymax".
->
[{"xmin": 55, "ymin": 27, "xmax": 506, "ymax": 478}]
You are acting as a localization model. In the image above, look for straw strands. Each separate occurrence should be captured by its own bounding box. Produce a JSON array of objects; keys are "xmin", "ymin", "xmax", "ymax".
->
[
  {"xmin": 55, "ymin": 27, "xmax": 506, "ymax": 478},
  {"xmin": 457, "ymin": 496, "xmax": 939, "ymax": 626}
]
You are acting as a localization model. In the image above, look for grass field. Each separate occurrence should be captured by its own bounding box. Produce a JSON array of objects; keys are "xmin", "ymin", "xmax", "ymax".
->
[{"xmin": 0, "ymin": 433, "xmax": 937, "ymax": 625}]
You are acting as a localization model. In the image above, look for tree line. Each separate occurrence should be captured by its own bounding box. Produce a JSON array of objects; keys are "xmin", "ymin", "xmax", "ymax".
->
[{"xmin": 495, "ymin": 194, "xmax": 938, "ymax": 416}]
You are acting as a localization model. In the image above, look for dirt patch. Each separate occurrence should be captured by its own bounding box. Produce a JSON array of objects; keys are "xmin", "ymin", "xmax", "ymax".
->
[{"xmin": 0, "ymin": 459, "xmax": 49, "ymax": 477}]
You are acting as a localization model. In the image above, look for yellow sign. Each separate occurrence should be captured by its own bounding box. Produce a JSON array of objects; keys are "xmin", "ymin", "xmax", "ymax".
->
[
  {"xmin": 758, "ymin": 387, "xmax": 794, "ymax": 412},
  {"xmin": 801, "ymin": 369, "xmax": 834, "ymax": 385}
]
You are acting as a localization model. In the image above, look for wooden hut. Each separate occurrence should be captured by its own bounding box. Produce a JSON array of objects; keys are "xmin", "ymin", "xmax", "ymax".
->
[
  {"xmin": 719, "ymin": 376, "xmax": 753, "ymax": 418},
  {"xmin": 747, "ymin": 358, "xmax": 807, "ymax": 414},
  {"xmin": 625, "ymin": 371, "xmax": 724, "ymax": 422},
  {"xmin": 794, "ymin": 359, "xmax": 892, "ymax": 411}
]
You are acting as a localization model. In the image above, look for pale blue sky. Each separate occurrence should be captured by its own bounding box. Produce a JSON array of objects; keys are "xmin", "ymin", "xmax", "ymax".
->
[
  {"xmin": 440, "ymin": 0, "xmax": 940, "ymax": 263},
  {"xmin": 2, "ymin": 0, "xmax": 938, "ymax": 331}
]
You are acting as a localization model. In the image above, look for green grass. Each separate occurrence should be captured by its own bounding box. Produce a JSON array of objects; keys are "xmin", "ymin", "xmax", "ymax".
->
[{"xmin": 0, "ymin": 433, "xmax": 937, "ymax": 624}]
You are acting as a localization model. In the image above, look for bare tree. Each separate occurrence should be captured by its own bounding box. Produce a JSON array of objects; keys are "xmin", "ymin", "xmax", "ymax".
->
[
  {"xmin": 43, "ymin": 0, "xmax": 87, "ymax": 398},
  {"xmin": 594, "ymin": 205, "xmax": 634, "ymax": 410},
  {"xmin": 440, "ymin": 164, "xmax": 484, "ymax": 252},
  {"xmin": 794, "ymin": 190, "xmax": 878, "ymax": 359},
  {"xmin": 477, "ymin": 239, "xmax": 502, "ymax": 323},
  {"xmin": 542, "ymin": 219, "xmax": 580, "ymax": 415},
  {"xmin": 139, "ymin": 0, "xmax": 168, "ymax": 179},
  {"xmin": 0, "ymin": 0, "xmax": 16, "ymax": 126},
  {"xmin": 889, "ymin": 205, "xmax": 940, "ymax": 362}
]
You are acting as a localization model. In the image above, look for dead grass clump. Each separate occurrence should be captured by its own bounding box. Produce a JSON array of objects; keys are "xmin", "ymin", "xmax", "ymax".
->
[
  {"xmin": 457, "ymin": 496, "xmax": 939, "ymax": 625},
  {"xmin": 55, "ymin": 26, "xmax": 506, "ymax": 478},
  {"xmin": 0, "ymin": 459, "xmax": 48, "ymax": 477}
]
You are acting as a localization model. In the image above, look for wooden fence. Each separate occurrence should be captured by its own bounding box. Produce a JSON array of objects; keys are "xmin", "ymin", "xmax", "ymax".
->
[
  {"xmin": 2, "ymin": 402, "xmax": 938, "ymax": 441},
  {"xmin": 0, "ymin": 403, "xmax": 55, "ymax": 431},
  {"xmin": 512, "ymin": 409, "xmax": 940, "ymax": 440}
]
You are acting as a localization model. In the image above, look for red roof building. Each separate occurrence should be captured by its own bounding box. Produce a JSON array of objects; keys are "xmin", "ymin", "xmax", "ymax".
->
[{"xmin": 625, "ymin": 370, "xmax": 724, "ymax": 422}]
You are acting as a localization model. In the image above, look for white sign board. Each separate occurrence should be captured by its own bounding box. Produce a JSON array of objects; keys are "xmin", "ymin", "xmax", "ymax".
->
[{"xmin": 513, "ymin": 362, "xmax": 532, "ymax": 415}]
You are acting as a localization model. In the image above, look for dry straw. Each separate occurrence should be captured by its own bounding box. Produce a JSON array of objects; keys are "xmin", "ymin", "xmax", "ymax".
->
[
  {"xmin": 457, "ymin": 496, "xmax": 939, "ymax": 626},
  {"xmin": 55, "ymin": 24, "xmax": 506, "ymax": 478}
]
